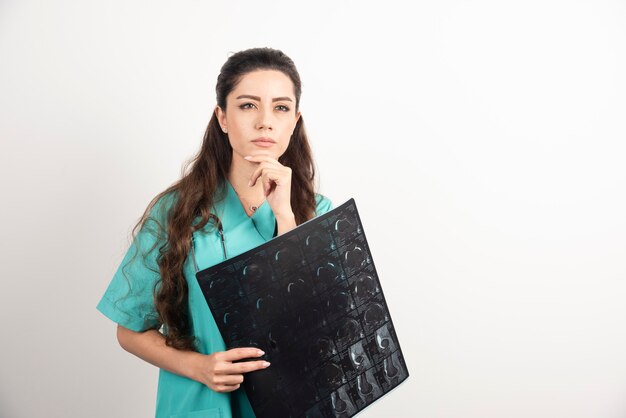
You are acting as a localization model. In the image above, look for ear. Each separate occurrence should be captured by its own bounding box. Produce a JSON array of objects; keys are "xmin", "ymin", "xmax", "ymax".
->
[
  {"xmin": 215, "ymin": 106, "xmax": 227, "ymax": 133},
  {"xmin": 294, "ymin": 110, "xmax": 301, "ymax": 128}
]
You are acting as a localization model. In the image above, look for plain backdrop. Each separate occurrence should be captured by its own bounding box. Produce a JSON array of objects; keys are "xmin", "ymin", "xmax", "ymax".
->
[{"xmin": 1, "ymin": 1, "xmax": 625, "ymax": 417}]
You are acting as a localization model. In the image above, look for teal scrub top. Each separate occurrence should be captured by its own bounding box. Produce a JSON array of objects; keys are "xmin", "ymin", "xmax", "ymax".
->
[{"xmin": 97, "ymin": 179, "xmax": 333, "ymax": 418}]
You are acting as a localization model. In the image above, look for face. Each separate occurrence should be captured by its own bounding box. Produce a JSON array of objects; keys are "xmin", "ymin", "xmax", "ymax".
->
[{"xmin": 216, "ymin": 69, "xmax": 301, "ymax": 161}]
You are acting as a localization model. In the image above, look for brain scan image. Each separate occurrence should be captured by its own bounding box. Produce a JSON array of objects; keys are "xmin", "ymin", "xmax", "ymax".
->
[
  {"xmin": 354, "ymin": 274, "xmax": 377, "ymax": 298},
  {"xmin": 310, "ymin": 336, "xmax": 336, "ymax": 359},
  {"xmin": 316, "ymin": 261, "xmax": 342, "ymax": 286},
  {"xmin": 363, "ymin": 302, "xmax": 386, "ymax": 329},
  {"xmin": 306, "ymin": 229, "xmax": 334, "ymax": 253},
  {"xmin": 317, "ymin": 361, "xmax": 345, "ymax": 391},
  {"xmin": 343, "ymin": 244, "xmax": 367, "ymax": 270}
]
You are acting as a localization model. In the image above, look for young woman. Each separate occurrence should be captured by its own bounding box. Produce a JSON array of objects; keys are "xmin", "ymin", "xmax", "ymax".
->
[{"xmin": 97, "ymin": 47, "xmax": 333, "ymax": 418}]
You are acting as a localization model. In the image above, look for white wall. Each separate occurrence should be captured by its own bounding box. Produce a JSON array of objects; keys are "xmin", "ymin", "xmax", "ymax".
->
[{"xmin": 1, "ymin": 1, "xmax": 625, "ymax": 417}]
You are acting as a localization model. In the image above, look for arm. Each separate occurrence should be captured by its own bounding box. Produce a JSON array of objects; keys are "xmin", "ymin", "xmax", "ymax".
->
[{"xmin": 116, "ymin": 325, "xmax": 270, "ymax": 392}]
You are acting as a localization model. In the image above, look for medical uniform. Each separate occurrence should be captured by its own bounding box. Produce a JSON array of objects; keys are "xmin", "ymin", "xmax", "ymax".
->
[{"xmin": 97, "ymin": 179, "xmax": 333, "ymax": 418}]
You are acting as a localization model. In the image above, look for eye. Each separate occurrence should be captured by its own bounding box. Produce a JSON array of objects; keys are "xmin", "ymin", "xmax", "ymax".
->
[
  {"xmin": 239, "ymin": 102, "xmax": 256, "ymax": 110},
  {"xmin": 275, "ymin": 105, "xmax": 290, "ymax": 112}
]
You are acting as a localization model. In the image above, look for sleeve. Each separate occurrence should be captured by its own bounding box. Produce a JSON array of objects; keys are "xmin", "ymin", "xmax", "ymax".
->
[
  {"xmin": 315, "ymin": 193, "xmax": 333, "ymax": 216},
  {"xmin": 96, "ymin": 194, "xmax": 174, "ymax": 332}
]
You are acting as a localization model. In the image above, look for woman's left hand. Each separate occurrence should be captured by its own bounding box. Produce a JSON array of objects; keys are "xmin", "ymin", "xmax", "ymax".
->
[{"xmin": 245, "ymin": 154, "xmax": 294, "ymax": 220}]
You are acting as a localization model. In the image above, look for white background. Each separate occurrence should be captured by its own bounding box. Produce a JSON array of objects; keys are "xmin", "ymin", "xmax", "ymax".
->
[{"xmin": 1, "ymin": 1, "xmax": 625, "ymax": 417}]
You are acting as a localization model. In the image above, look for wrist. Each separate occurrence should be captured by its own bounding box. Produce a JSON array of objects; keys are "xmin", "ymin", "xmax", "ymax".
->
[
  {"xmin": 184, "ymin": 351, "xmax": 205, "ymax": 382},
  {"xmin": 275, "ymin": 211, "xmax": 296, "ymax": 235},
  {"xmin": 274, "ymin": 209, "xmax": 294, "ymax": 220}
]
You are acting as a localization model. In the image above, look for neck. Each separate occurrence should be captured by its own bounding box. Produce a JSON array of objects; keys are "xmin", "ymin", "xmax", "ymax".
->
[{"xmin": 227, "ymin": 153, "xmax": 265, "ymax": 200}]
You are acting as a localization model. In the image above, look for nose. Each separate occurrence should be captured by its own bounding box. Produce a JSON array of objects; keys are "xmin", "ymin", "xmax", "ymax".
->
[{"xmin": 255, "ymin": 107, "xmax": 273, "ymax": 130}]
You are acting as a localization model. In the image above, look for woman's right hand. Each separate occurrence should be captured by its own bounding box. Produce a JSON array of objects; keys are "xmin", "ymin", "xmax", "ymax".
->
[
  {"xmin": 191, "ymin": 347, "xmax": 270, "ymax": 393},
  {"xmin": 116, "ymin": 326, "xmax": 269, "ymax": 393}
]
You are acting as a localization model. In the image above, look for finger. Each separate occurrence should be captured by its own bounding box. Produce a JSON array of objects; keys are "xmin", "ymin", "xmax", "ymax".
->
[
  {"xmin": 249, "ymin": 165, "xmax": 265, "ymax": 187},
  {"xmin": 248, "ymin": 160, "xmax": 290, "ymax": 187},
  {"xmin": 244, "ymin": 155, "xmax": 281, "ymax": 165},
  {"xmin": 252, "ymin": 170, "xmax": 283, "ymax": 190},
  {"xmin": 221, "ymin": 360, "xmax": 271, "ymax": 375},
  {"xmin": 215, "ymin": 374, "xmax": 244, "ymax": 386},
  {"xmin": 249, "ymin": 160, "xmax": 276, "ymax": 184},
  {"xmin": 262, "ymin": 172, "xmax": 276, "ymax": 196},
  {"xmin": 263, "ymin": 169, "xmax": 290, "ymax": 184},
  {"xmin": 215, "ymin": 383, "xmax": 241, "ymax": 393},
  {"xmin": 220, "ymin": 347, "xmax": 265, "ymax": 362},
  {"xmin": 262, "ymin": 170, "xmax": 288, "ymax": 192}
]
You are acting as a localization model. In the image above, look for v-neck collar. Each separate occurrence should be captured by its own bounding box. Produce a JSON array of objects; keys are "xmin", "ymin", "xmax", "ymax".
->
[{"xmin": 215, "ymin": 179, "xmax": 276, "ymax": 241}]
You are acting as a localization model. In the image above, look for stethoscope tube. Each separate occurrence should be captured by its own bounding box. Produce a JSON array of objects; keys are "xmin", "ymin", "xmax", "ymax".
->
[
  {"xmin": 190, "ymin": 215, "xmax": 227, "ymax": 274},
  {"xmin": 190, "ymin": 214, "xmax": 277, "ymax": 274}
]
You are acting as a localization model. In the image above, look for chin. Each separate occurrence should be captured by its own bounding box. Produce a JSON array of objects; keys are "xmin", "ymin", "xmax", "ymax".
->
[{"xmin": 257, "ymin": 150, "xmax": 282, "ymax": 160}]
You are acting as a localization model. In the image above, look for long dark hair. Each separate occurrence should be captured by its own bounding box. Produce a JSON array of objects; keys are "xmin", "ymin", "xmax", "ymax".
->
[{"xmin": 132, "ymin": 47, "xmax": 317, "ymax": 350}]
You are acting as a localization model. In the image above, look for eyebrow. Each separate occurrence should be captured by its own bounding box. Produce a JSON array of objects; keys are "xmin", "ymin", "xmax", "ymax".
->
[{"xmin": 235, "ymin": 94, "xmax": 293, "ymax": 102}]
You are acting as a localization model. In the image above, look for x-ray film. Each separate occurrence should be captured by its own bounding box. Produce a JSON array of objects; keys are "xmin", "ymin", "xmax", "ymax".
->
[{"xmin": 196, "ymin": 198, "xmax": 408, "ymax": 417}]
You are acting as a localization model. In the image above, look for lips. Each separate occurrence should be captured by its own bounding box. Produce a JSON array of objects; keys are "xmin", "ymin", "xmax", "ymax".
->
[
  {"xmin": 251, "ymin": 137, "xmax": 276, "ymax": 148},
  {"xmin": 252, "ymin": 137, "xmax": 276, "ymax": 144}
]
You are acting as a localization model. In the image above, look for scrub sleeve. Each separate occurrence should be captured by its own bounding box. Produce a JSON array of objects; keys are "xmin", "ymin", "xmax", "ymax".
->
[{"xmin": 97, "ymin": 182, "xmax": 333, "ymax": 418}]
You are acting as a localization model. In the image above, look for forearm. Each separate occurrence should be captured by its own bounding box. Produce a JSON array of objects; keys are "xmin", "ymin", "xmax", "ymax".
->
[
  {"xmin": 116, "ymin": 325, "xmax": 270, "ymax": 393},
  {"xmin": 116, "ymin": 325, "xmax": 202, "ymax": 381},
  {"xmin": 276, "ymin": 211, "xmax": 297, "ymax": 235}
]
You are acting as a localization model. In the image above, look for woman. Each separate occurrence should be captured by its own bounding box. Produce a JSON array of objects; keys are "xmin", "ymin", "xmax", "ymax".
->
[{"xmin": 97, "ymin": 47, "xmax": 333, "ymax": 418}]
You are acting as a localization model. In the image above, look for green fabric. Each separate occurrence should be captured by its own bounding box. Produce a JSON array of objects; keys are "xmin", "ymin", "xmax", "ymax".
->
[{"xmin": 97, "ymin": 180, "xmax": 333, "ymax": 418}]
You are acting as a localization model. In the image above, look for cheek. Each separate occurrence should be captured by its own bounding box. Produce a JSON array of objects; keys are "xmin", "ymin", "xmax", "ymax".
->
[
  {"xmin": 227, "ymin": 118, "xmax": 249, "ymax": 142},
  {"xmin": 279, "ymin": 137, "xmax": 292, "ymax": 155}
]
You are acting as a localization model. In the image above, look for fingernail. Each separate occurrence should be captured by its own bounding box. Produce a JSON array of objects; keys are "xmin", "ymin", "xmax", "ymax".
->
[
  {"xmin": 248, "ymin": 180, "xmax": 252, "ymax": 187},
  {"xmin": 244, "ymin": 155, "xmax": 252, "ymax": 160},
  {"xmin": 262, "ymin": 361, "xmax": 271, "ymax": 367},
  {"xmin": 257, "ymin": 350, "xmax": 265, "ymax": 356}
]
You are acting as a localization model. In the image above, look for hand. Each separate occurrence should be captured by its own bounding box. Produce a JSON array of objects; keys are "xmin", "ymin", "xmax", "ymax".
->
[
  {"xmin": 191, "ymin": 347, "xmax": 269, "ymax": 393},
  {"xmin": 245, "ymin": 154, "xmax": 293, "ymax": 218}
]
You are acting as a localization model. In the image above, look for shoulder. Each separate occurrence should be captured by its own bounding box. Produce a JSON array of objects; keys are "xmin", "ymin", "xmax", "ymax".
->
[
  {"xmin": 145, "ymin": 190, "xmax": 179, "ymax": 224},
  {"xmin": 315, "ymin": 193, "xmax": 333, "ymax": 216},
  {"xmin": 136, "ymin": 190, "xmax": 179, "ymax": 240},
  {"xmin": 151, "ymin": 190, "xmax": 179, "ymax": 217}
]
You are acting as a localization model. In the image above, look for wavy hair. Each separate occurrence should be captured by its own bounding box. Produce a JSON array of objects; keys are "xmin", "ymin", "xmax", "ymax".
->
[{"xmin": 131, "ymin": 47, "xmax": 317, "ymax": 350}]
